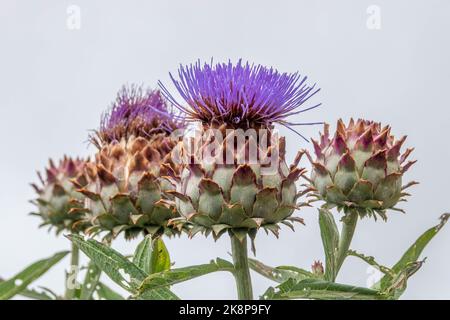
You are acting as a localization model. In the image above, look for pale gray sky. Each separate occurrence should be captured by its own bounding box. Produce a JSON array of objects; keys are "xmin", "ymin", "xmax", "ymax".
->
[{"xmin": 0, "ymin": 0, "xmax": 449, "ymax": 299}]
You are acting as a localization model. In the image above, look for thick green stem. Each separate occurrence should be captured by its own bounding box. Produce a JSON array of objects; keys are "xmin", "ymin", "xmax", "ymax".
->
[
  {"xmin": 334, "ymin": 211, "xmax": 358, "ymax": 280},
  {"xmin": 65, "ymin": 241, "xmax": 79, "ymax": 299},
  {"xmin": 231, "ymin": 235, "xmax": 253, "ymax": 300}
]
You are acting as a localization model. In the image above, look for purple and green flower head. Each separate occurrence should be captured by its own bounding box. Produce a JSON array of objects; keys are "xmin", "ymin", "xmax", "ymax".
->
[
  {"xmin": 159, "ymin": 59, "xmax": 321, "ymax": 133},
  {"xmin": 93, "ymin": 84, "xmax": 186, "ymax": 146}
]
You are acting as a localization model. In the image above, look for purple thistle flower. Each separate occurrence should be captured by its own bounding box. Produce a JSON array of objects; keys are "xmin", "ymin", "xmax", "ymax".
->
[
  {"xmin": 158, "ymin": 59, "xmax": 321, "ymax": 132},
  {"xmin": 93, "ymin": 84, "xmax": 185, "ymax": 146}
]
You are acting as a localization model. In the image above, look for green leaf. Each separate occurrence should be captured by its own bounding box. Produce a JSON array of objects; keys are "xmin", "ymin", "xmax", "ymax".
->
[
  {"xmin": 379, "ymin": 259, "xmax": 425, "ymax": 300},
  {"xmin": 0, "ymin": 278, "xmax": 54, "ymax": 300},
  {"xmin": 318, "ymin": 208, "xmax": 340, "ymax": 281},
  {"xmin": 261, "ymin": 278, "xmax": 384, "ymax": 300},
  {"xmin": 0, "ymin": 251, "xmax": 68, "ymax": 300},
  {"xmin": 348, "ymin": 250, "xmax": 394, "ymax": 276},
  {"xmin": 36, "ymin": 286, "xmax": 59, "ymax": 300},
  {"xmin": 17, "ymin": 287, "xmax": 55, "ymax": 300},
  {"xmin": 375, "ymin": 213, "xmax": 449, "ymax": 297},
  {"xmin": 136, "ymin": 258, "xmax": 234, "ymax": 297},
  {"xmin": 133, "ymin": 236, "xmax": 153, "ymax": 274},
  {"xmin": 391, "ymin": 213, "xmax": 449, "ymax": 274},
  {"xmin": 79, "ymin": 262, "xmax": 101, "ymax": 300},
  {"xmin": 150, "ymin": 238, "xmax": 171, "ymax": 274},
  {"xmin": 249, "ymin": 258, "xmax": 317, "ymax": 283},
  {"xmin": 67, "ymin": 234, "xmax": 145, "ymax": 292},
  {"xmin": 133, "ymin": 236, "xmax": 171, "ymax": 275},
  {"xmin": 133, "ymin": 287, "xmax": 181, "ymax": 300},
  {"xmin": 67, "ymin": 234, "xmax": 179, "ymax": 300},
  {"xmin": 96, "ymin": 282, "xmax": 125, "ymax": 300}
]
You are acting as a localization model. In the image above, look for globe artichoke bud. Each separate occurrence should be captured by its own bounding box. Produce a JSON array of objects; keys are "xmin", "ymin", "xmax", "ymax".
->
[
  {"xmin": 159, "ymin": 60, "xmax": 321, "ymax": 243},
  {"xmin": 75, "ymin": 85, "xmax": 186, "ymax": 240},
  {"xmin": 31, "ymin": 156, "xmax": 90, "ymax": 234},
  {"xmin": 305, "ymin": 119, "xmax": 417, "ymax": 220},
  {"xmin": 311, "ymin": 260, "xmax": 324, "ymax": 276}
]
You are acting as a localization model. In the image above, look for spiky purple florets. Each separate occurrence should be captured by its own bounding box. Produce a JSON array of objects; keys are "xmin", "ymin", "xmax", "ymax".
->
[
  {"xmin": 159, "ymin": 60, "xmax": 321, "ymax": 129},
  {"xmin": 94, "ymin": 85, "xmax": 185, "ymax": 145}
]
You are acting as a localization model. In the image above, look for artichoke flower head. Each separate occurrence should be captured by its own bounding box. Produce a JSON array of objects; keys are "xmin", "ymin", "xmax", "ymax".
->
[
  {"xmin": 31, "ymin": 156, "xmax": 90, "ymax": 235},
  {"xmin": 159, "ymin": 60, "xmax": 321, "ymax": 245},
  {"xmin": 306, "ymin": 119, "xmax": 417, "ymax": 220},
  {"xmin": 75, "ymin": 85, "xmax": 186, "ymax": 240}
]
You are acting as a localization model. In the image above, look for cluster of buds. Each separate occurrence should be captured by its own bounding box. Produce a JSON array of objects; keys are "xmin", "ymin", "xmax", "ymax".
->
[
  {"xmin": 75, "ymin": 86, "xmax": 186, "ymax": 240},
  {"xmin": 31, "ymin": 60, "xmax": 417, "ymax": 246}
]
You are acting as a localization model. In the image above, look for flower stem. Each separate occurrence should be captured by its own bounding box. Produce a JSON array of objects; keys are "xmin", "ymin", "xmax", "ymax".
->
[
  {"xmin": 334, "ymin": 210, "xmax": 358, "ymax": 280},
  {"xmin": 65, "ymin": 241, "xmax": 79, "ymax": 299},
  {"xmin": 231, "ymin": 235, "xmax": 253, "ymax": 300}
]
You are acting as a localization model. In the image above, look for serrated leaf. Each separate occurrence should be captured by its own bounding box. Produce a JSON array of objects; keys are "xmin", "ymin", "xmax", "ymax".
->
[
  {"xmin": 38, "ymin": 286, "xmax": 59, "ymax": 300},
  {"xmin": 19, "ymin": 287, "xmax": 55, "ymax": 300},
  {"xmin": 276, "ymin": 266, "xmax": 320, "ymax": 278},
  {"xmin": 380, "ymin": 260, "xmax": 425, "ymax": 300},
  {"xmin": 391, "ymin": 213, "xmax": 449, "ymax": 274},
  {"xmin": 0, "ymin": 251, "xmax": 68, "ymax": 300},
  {"xmin": 248, "ymin": 258, "xmax": 317, "ymax": 283},
  {"xmin": 96, "ymin": 282, "xmax": 124, "ymax": 300},
  {"xmin": 348, "ymin": 250, "xmax": 394, "ymax": 276},
  {"xmin": 375, "ymin": 213, "xmax": 449, "ymax": 297},
  {"xmin": 79, "ymin": 262, "xmax": 101, "ymax": 300},
  {"xmin": 261, "ymin": 278, "xmax": 384, "ymax": 300},
  {"xmin": 136, "ymin": 258, "xmax": 234, "ymax": 296},
  {"xmin": 318, "ymin": 208, "xmax": 340, "ymax": 281},
  {"xmin": 67, "ymin": 234, "xmax": 145, "ymax": 292},
  {"xmin": 67, "ymin": 234, "xmax": 179, "ymax": 300}
]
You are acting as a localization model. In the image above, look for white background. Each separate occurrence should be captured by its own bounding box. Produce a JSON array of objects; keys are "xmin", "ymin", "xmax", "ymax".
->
[{"xmin": 0, "ymin": 0, "xmax": 449, "ymax": 299}]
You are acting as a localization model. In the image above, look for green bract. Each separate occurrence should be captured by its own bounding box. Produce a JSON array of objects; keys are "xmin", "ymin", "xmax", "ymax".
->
[
  {"xmin": 74, "ymin": 135, "xmax": 182, "ymax": 240},
  {"xmin": 169, "ymin": 126, "xmax": 307, "ymax": 242}
]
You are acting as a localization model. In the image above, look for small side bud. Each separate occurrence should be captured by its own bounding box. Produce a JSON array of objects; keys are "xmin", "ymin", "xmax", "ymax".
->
[{"xmin": 311, "ymin": 260, "xmax": 324, "ymax": 276}]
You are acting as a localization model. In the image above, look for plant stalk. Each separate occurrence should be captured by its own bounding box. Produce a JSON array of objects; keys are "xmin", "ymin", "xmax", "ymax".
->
[
  {"xmin": 334, "ymin": 210, "xmax": 358, "ymax": 280},
  {"xmin": 65, "ymin": 241, "xmax": 80, "ymax": 299},
  {"xmin": 231, "ymin": 235, "xmax": 253, "ymax": 300}
]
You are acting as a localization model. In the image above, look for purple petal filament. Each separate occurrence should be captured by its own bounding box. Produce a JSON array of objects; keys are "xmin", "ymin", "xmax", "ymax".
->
[
  {"xmin": 97, "ymin": 84, "xmax": 185, "ymax": 144},
  {"xmin": 159, "ymin": 59, "xmax": 321, "ymax": 129}
]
